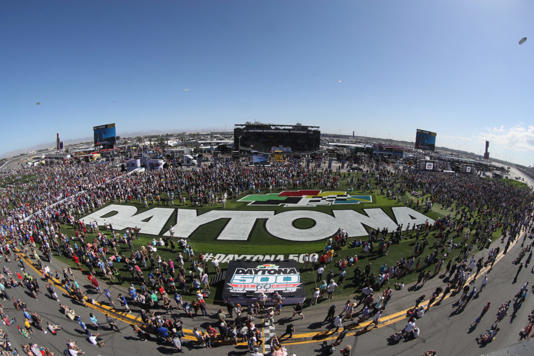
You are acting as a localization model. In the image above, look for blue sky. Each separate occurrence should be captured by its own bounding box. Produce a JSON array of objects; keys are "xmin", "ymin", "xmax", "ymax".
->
[{"xmin": 1, "ymin": 0, "xmax": 533, "ymax": 165}]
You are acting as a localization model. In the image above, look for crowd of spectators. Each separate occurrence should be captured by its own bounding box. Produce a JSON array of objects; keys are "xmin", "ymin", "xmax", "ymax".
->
[{"xmin": 0, "ymin": 157, "xmax": 533, "ymax": 355}]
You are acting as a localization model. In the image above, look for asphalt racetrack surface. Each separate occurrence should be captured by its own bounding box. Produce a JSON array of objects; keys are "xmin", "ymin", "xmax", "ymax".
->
[{"xmin": 1, "ymin": 224, "xmax": 533, "ymax": 356}]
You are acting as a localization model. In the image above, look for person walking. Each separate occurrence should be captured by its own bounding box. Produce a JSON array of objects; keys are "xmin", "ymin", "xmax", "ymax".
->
[
  {"xmin": 480, "ymin": 275, "xmax": 488, "ymax": 291},
  {"xmin": 327, "ymin": 280, "xmax": 338, "ymax": 300},
  {"xmin": 371, "ymin": 310, "xmax": 381, "ymax": 328},
  {"xmin": 106, "ymin": 315, "xmax": 120, "ymax": 332},
  {"xmin": 325, "ymin": 304, "xmax": 336, "ymax": 323},
  {"xmin": 333, "ymin": 315, "xmax": 343, "ymax": 333},
  {"xmin": 340, "ymin": 345, "xmax": 352, "ymax": 356},
  {"xmin": 280, "ymin": 323, "xmax": 294, "ymax": 340},
  {"xmin": 312, "ymin": 288, "xmax": 320, "ymax": 305},
  {"xmin": 291, "ymin": 302, "xmax": 304, "ymax": 320},
  {"xmin": 89, "ymin": 313, "xmax": 100, "ymax": 329},
  {"xmin": 317, "ymin": 265, "xmax": 325, "ymax": 282}
]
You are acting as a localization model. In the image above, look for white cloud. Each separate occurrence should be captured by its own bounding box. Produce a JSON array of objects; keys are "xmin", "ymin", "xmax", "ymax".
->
[
  {"xmin": 183, "ymin": 88, "xmax": 191, "ymax": 92},
  {"xmin": 480, "ymin": 125, "xmax": 534, "ymax": 152}
]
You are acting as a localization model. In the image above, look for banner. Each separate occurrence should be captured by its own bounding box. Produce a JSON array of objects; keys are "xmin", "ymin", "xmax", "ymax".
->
[{"xmin": 222, "ymin": 261, "xmax": 306, "ymax": 306}]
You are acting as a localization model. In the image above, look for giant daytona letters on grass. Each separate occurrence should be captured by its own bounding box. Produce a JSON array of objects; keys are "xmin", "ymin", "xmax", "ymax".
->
[{"xmin": 81, "ymin": 205, "xmax": 434, "ymax": 242}]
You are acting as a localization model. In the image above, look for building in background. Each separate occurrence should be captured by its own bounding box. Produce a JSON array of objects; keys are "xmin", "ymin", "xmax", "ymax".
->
[{"xmin": 484, "ymin": 141, "xmax": 490, "ymax": 159}]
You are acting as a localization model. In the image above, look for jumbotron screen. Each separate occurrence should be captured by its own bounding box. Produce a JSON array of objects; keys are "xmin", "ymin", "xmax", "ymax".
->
[
  {"xmin": 415, "ymin": 129, "xmax": 437, "ymax": 151},
  {"xmin": 94, "ymin": 123, "xmax": 116, "ymax": 148},
  {"xmin": 234, "ymin": 123, "xmax": 320, "ymax": 153}
]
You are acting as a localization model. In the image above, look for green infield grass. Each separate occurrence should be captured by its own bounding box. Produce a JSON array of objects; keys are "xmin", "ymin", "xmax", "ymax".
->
[{"xmin": 55, "ymin": 173, "xmax": 509, "ymax": 306}]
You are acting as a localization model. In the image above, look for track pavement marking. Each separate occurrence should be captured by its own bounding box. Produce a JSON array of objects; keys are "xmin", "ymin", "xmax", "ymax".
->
[
  {"xmin": 11, "ymin": 226, "xmax": 525, "ymax": 348},
  {"xmin": 266, "ymin": 229, "xmax": 525, "ymax": 346},
  {"xmin": 262, "ymin": 317, "xmax": 266, "ymax": 354}
]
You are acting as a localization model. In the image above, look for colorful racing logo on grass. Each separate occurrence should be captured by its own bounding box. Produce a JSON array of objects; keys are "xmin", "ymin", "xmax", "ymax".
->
[{"xmin": 238, "ymin": 190, "xmax": 372, "ymax": 207}]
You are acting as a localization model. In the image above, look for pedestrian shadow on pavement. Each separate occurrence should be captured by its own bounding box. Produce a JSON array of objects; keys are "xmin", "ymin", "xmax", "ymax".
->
[
  {"xmin": 123, "ymin": 335, "xmax": 144, "ymax": 342},
  {"xmin": 307, "ymin": 321, "xmax": 324, "ymax": 330},
  {"xmin": 408, "ymin": 284, "xmax": 422, "ymax": 292},
  {"xmin": 83, "ymin": 285, "xmax": 98, "ymax": 294},
  {"xmin": 343, "ymin": 321, "xmax": 361, "ymax": 330},
  {"xmin": 312, "ymin": 330, "xmax": 332, "ymax": 340},
  {"xmin": 156, "ymin": 346, "xmax": 180, "ymax": 354},
  {"xmin": 277, "ymin": 317, "xmax": 292, "ymax": 326},
  {"xmin": 24, "ymin": 290, "xmax": 36, "ymax": 299},
  {"xmin": 199, "ymin": 322, "xmax": 213, "ymax": 329}
]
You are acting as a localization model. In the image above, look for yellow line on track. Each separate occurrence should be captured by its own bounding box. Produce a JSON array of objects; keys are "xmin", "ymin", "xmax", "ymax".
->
[
  {"xmin": 10, "ymin": 227, "xmax": 523, "ymax": 347},
  {"xmin": 266, "ymin": 230, "xmax": 522, "ymax": 346},
  {"xmin": 262, "ymin": 317, "xmax": 266, "ymax": 354}
]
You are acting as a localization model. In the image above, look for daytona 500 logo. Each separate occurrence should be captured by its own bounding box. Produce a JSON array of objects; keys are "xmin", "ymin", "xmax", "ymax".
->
[{"xmin": 228, "ymin": 264, "xmax": 301, "ymax": 293}]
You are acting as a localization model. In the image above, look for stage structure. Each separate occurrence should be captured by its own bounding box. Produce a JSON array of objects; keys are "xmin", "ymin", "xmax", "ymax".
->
[{"xmin": 234, "ymin": 123, "xmax": 320, "ymax": 153}]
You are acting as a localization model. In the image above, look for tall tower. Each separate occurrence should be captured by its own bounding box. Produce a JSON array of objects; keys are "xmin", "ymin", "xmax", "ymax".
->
[
  {"xmin": 56, "ymin": 133, "xmax": 60, "ymax": 150},
  {"xmin": 483, "ymin": 141, "xmax": 490, "ymax": 159}
]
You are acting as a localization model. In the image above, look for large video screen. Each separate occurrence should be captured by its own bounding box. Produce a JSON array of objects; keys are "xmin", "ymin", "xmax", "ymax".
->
[
  {"xmin": 252, "ymin": 154, "xmax": 269, "ymax": 165},
  {"xmin": 234, "ymin": 124, "xmax": 320, "ymax": 153},
  {"xmin": 94, "ymin": 123, "xmax": 116, "ymax": 148},
  {"xmin": 415, "ymin": 129, "xmax": 437, "ymax": 151}
]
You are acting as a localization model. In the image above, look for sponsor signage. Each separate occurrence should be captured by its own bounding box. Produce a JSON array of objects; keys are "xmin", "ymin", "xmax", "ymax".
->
[{"xmin": 222, "ymin": 261, "xmax": 306, "ymax": 305}]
